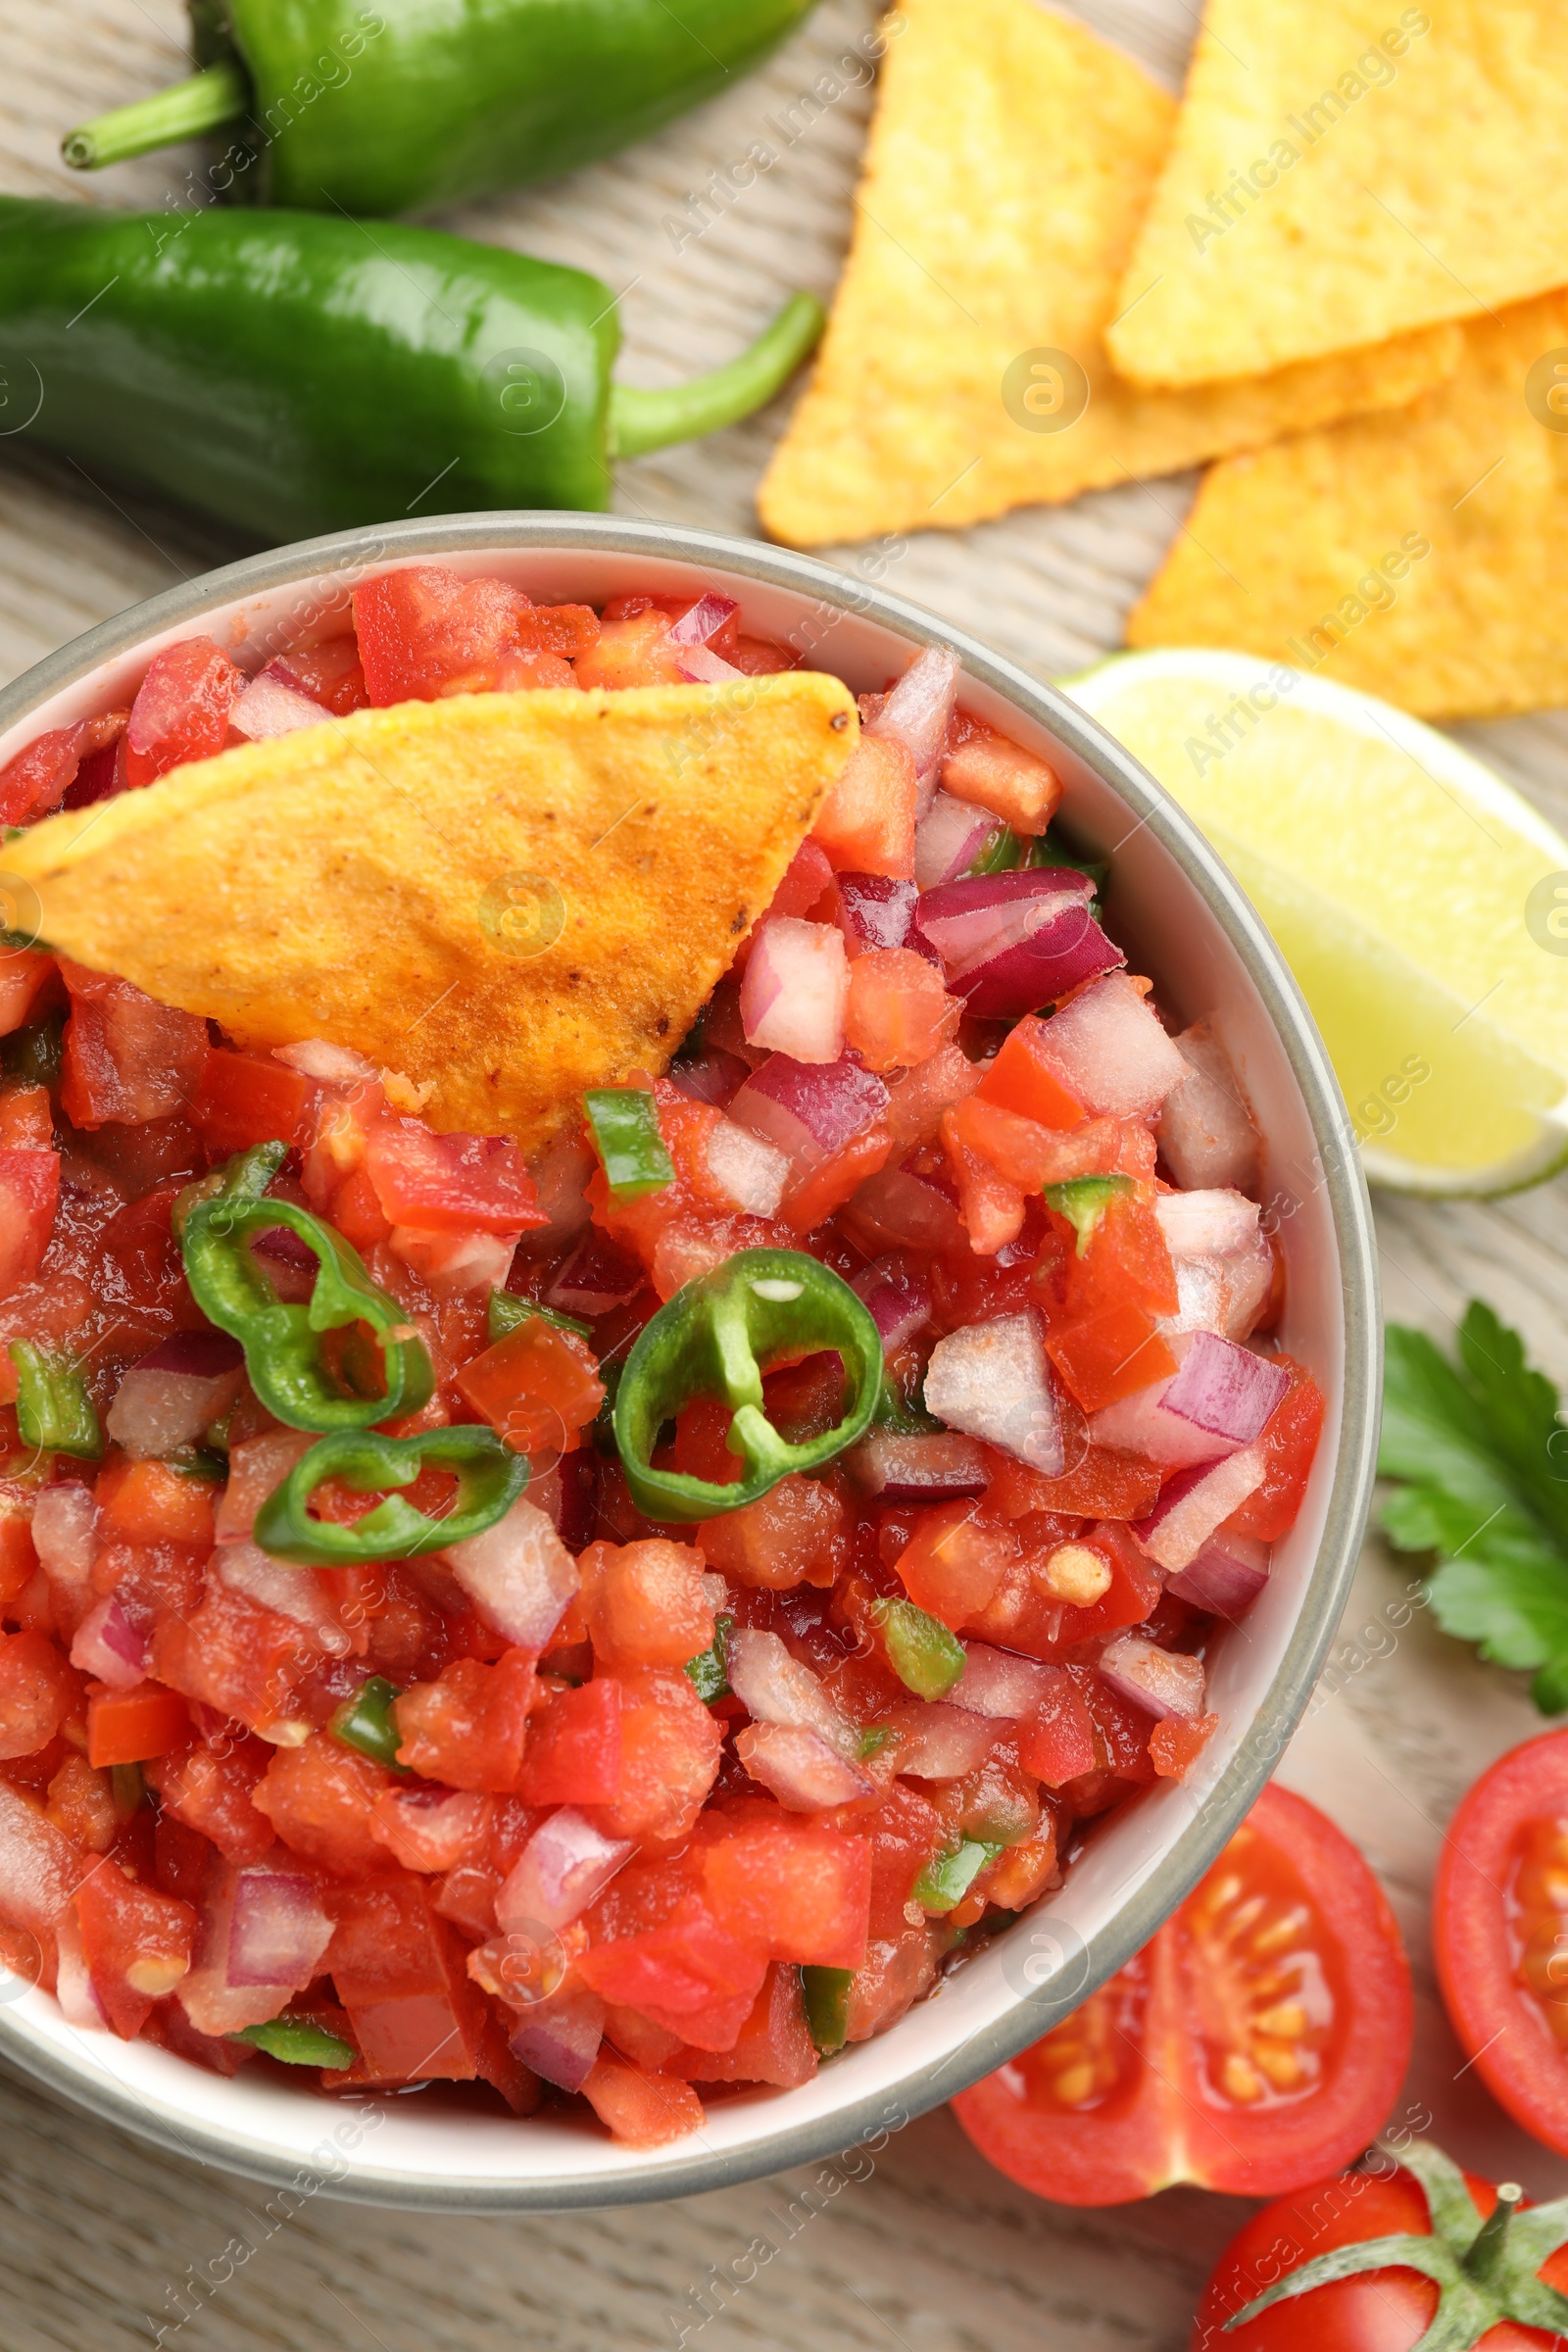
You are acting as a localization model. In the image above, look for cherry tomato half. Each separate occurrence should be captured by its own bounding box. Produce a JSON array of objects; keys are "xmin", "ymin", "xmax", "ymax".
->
[
  {"xmin": 1435, "ymin": 1726, "xmax": 1568, "ymax": 2157},
  {"xmin": 952, "ymin": 1782, "xmax": 1412, "ymax": 2204}
]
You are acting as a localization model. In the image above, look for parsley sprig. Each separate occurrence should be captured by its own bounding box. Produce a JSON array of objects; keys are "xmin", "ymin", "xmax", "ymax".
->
[{"xmin": 1381, "ymin": 1299, "xmax": 1568, "ymax": 1712}]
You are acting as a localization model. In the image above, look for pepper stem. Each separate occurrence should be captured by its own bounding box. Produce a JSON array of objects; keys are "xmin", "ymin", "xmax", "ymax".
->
[
  {"xmin": 1464, "ymin": 2183, "xmax": 1524, "ymax": 2287},
  {"xmin": 607, "ymin": 292, "xmax": 826, "ymax": 460},
  {"xmin": 62, "ymin": 61, "xmax": 250, "ymax": 172}
]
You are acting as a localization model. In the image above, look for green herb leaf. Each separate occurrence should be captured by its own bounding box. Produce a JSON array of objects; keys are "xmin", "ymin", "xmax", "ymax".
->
[
  {"xmin": 1380, "ymin": 1301, "xmax": 1568, "ymax": 1710},
  {"xmin": 684, "ymin": 1614, "xmax": 733, "ymax": 1704}
]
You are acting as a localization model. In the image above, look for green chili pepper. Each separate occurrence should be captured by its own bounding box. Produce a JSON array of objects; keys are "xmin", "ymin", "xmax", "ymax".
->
[
  {"xmin": 64, "ymin": 0, "xmax": 820, "ymax": 217},
  {"xmin": 870, "ymin": 1357, "xmax": 942, "ymax": 1436},
  {"xmin": 871, "ymin": 1597, "xmax": 967, "ymax": 1702},
  {"xmin": 913, "ymin": 1839, "xmax": 1002, "ymax": 1917},
  {"xmin": 613, "ymin": 1248, "xmax": 883, "ymax": 1523},
  {"xmin": 1043, "ymin": 1174, "xmax": 1133, "ymax": 1256},
  {"xmin": 584, "ymin": 1089, "xmax": 675, "ymax": 1202},
  {"xmin": 180, "ymin": 1141, "xmax": 434, "ymax": 1435},
  {"xmin": 487, "ymin": 1290, "xmax": 593, "ymax": 1347},
  {"xmin": 801, "ymin": 1964, "xmax": 853, "ymax": 2056},
  {"xmin": 1036, "ymin": 825, "xmax": 1110, "ymax": 895},
  {"xmin": 1, "ymin": 1010, "xmax": 64, "ymax": 1092},
  {"xmin": 254, "ymin": 1424, "xmax": 527, "ymax": 1567},
  {"xmin": 684, "ymin": 1614, "xmax": 734, "ymax": 1705},
  {"xmin": 9, "ymin": 1342, "xmax": 102, "ymax": 1460},
  {"xmin": 232, "ymin": 2015, "xmax": 357, "ymax": 2069},
  {"xmin": 0, "ymin": 201, "xmax": 823, "ymax": 545},
  {"xmin": 329, "ymin": 1675, "xmax": 407, "ymax": 1769},
  {"xmin": 965, "ymin": 824, "xmax": 1026, "ymax": 878}
]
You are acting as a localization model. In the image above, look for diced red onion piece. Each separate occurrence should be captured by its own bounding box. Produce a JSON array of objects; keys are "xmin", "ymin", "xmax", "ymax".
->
[
  {"xmin": 1154, "ymin": 1189, "xmax": 1260, "ymax": 1260},
  {"xmin": 443, "ymin": 1497, "xmax": 578, "ymax": 1648},
  {"xmin": 107, "ymin": 1335, "xmax": 246, "ymax": 1458},
  {"xmin": 1134, "ymin": 1446, "xmax": 1267, "ymax": 1571},
  {"xmin": 668, "ymin": 592, "xmax": 740, "ymax": 645},
  {"xmin": 509, "ymin": 1988, "xmax": 605, "ymax": 2093},
  {"xmin": 923, "ymin": 1311, "xmax": 1063, "ymax": 1475},
  {"xmin": 835, "ymin": 872, "xmax": 929, "ymax": 956},
  {"xmin": 545, "ymin": 1229, "xmax": 644, "ymax": 1317},
  {"xmin": 668, "ymin": 1047, "xmax": 750, "ymax": 1108},
  {"xmin": 523, "ymin": 1133, "xmax": 595, "ymax": 1254},
  {"xmin": 1032, "ymin": 972, "xmax": 1187, "ymax": 1119},
  {"xmin": 851, "ymin": 1253, "xmax": 932, "ymax": 1349},
  {"xmin": 135, "ymin": 1332, "xmax": 245, "ymax": 1378},
  {"xmin": 1098, "ymin": 1636, "xmax": 1207, "ymax": 1723},
  {"xmin": 725, "ymin": 1627, "xmax": 859, "ymax": 1758},
  {"xmin": 1165, "ymin": 1533, "xmax": 1270, "ymax": 1619},
  {"xmin": 254, "ymin": 1223, "xmax": 318, "ymax": 1268},
  {"xmin": 230, "ymin": 672, "xmax": 334, "ymax": 741},
  {"xmin": 740, "ymin": 918, "xmax": 849, "ymax": 1063},
  {"xmin": 846, "ymin": 1430, "xmax": 989, "ymax": 1503},
  {"xmin": 30, "ymin": 1485, "xmax": 98, "ymax": 1590},
  {"xmin": 225, "ymin": 1870, "xmax": 332, "ymax": 1987},
  {"xmin": 1089, "ymin": 1358, "xmax": 1241, "ymax": 1469},
  {"xmin": 949, "ymin": 1643, "xmax": 1057, "ymax": 1720},
  {"xmin": 729, "ymin": 1054, "xmax": 890, "ymax": 1175},
  {"xmin": 1157, "ymin": 1024, "xmax": 1261, "ymax": 1193},
  {"xmin": 734, "ymin": 1721, "xmax": 874, "ymax": 1810},
  {"xmin": 675, "ymin": 645, "xmax": 744, "ymax": 685},
  {"xmin": 876, "ymin": 1700, "xmax": 1002, "ymax": 1778},
  {"xmin": 498, "ymin": 1808, "xmax": 634, "ymax": 1934},
  {"xmin": 1160, "ymin": 1332, "xmax": 1290, "ymax": 1446},
  {"xmin": 914, "ymin": 790, "xmax": 1003, "ymax": 890},
  {"xmin": 273, "ymin": 1037, "xmax": 378, "ymax": 1082},
  {"xmin": 868, "ymin": 646, "xmax": 960, "ymax": 809},
  {"xmin": 69, "ymin": 1593, "xmax": 148, "ymax": 1689},
  {"xmin": 845, "ymin": 1159, "xmax": 964, "ymax": 1252},
  {"xmin": 914, "ymin": 871, "xmax": 1120, "ymax": 1018},
  {"xmin": 705, "ymin": 1115, "xmax": 791, "ymax": 1215}
]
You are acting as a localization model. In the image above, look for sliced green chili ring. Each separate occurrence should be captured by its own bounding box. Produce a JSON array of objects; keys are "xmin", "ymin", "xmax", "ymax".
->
[
  {"xmin": 10, "ymin": 1341, "xmax": 102, "ymax": 1459},
  {"xmin": 913, "ymin": 1838, "xmax": 1002, "ymax": 1916},
  {"xmin": 329, "ymin": 1675, "xmax": 407, "ymax": 1769},
  {"xmin": 871, "ymin": 1597, "xmax": 967, "ymax": 1702},
  {"xmin": 964, "ymin": 822, "xmax": 1025, "ymax": 878},
  {"xmin": 1034, "ymin": 824, "xmax": 1110, "ymax": 893},
  {"xmin": 232, "ymin": 2015, "xmax": 357, "ymax": 2069},
  {"xmin": 802, "ymin": 1964, "xmax": 853, "ymax": 2056},
  {"xmin": 870, "ymin": 1357, "xmax": 941, "ymax": 1435},
  {"xmin": 584, "ymin": 1087, "xmax": 674, "ymax": 1200},
  {"xmin": 486, "ymin": 1289, "xmax": 593, "ymax": 1346},
  {"xmin": 858, "ymin": 1725, "xmax": 894, "ymax": 1760},
  {"xmin": 254, "ymin": 1424, "xmax": 527, "ymax": 1568},
  {"xmin": 684, "ymin": 1613, "xmax": 734, "ymax": 1704},
  {"xmin": 1043, "ymin": 1173, "xmax": 1133, "ymax": 1256},
  {"xmin": 180, "ymin": 1140, "xmax": 434, "ymax": 1434},
  {"xmin": 613, "ymin": 1247, "xmax": 884, "ymax": 1523}
]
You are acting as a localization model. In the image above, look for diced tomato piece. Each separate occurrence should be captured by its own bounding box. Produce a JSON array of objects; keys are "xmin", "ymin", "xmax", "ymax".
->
[
  {"xmin": 702, "ymin": 1822, "xmax": 871, "ymax": 1969},
  {"xmin": 353, "ymin": 564, "xmax": 582, "ymax": 704},
  {"xmin": 1149, "ymin": 1712, "xmax": 1218, "ymax": 1780},
  {"xmin": 596, "ymin": 1666, "xmax": 723, "ymax": 1842},
  {"xmin": 579, "ymin": 1890, "xmax": 767, "ymax": 2049},
  {"xmin": 150, "ymin": 1580, "xmax": 308, "ymax": 1736},
  {"xmin": 190, "ymin": 1048, "xmax": 318, "ymax": 1153},
  {"xmin": 896, "ymin": 1502, "xmax": 1018, "ymax": 1630},
  {"xmin": 271, "ymin": 632, "xmax": 368, "ymax": 715},
  {"xmin": 572, "ymin": 609, "xmax": 686, "ymax": 691},
  {"xmin": 1046, "ymin": 1301, "xmax": 1176, "ymax": 1413},
  {"xmin": 47, "ymin": 1752, "xmax": 113, "ymax": 1854},
  {"xmin": 213, "ymin": 1429, "xmax": 316, "ymax": 1543},
  {"xmin": 369, "ymin": 1784, "xmax": 494, "ymax": 1873},
  {"xmin": 96, "ymin": 1456, "xmax": 217, "ymax": 1549},
  {"xmin": 1059, "ymin": 1191, "xmax": 1178, "ymax": 1321},
  {"xmin": 942, "ymin": 1112, "xmax": 1026, "ymax": 1255},
  {"xmin": 1223, "ymin": 1363, "xmax": 1326, "ymax": 1541},
  {"xmin": 252, "ymin": 1732, "xmax": 392, "ymax": 1873},
  {"xmin": 0, "ymin": 1629, "xmax": 77, "ymax": 1758},
  {"xmin": 0, "ymin": 1084, "xmax": 51, "ymax": 1150},
  {"xmin": 393, "ymin": 1648, "xmax": 537, "ymax": 1791},
  {"xmin": 760, "ymin": 838, "xmax": 836, "ymax": 928},
  {"xmin": 147, "ymin": 1733, "xmax": 273, "ymax": 1861},
  {"xmin": 59, "ymin": 959, "xmax": 209, "ymax": 1127},
  {"xmin": 516, "ymin": 1677, "xmax": 622, "ymax": 1805},
  {"xmin": 985, "ymin": 1442, "xmax": 1161, "ymax": 1524},
  {"xmin": 75, "ymin": 1864, "xmax": 196, "ymax": 2037},
  {"xmin": 0, "ymin": 1146, "xmax": 58, "ymax": 1297},
  {"xmin": 697, "ymin": 1474, "xmax": 848, "ymax": 1591},
  {"xmin": 123, "ymin": 637, "xmax": 246, "ymax": 787},
  {"xmin": 940, "ymin": 720, "xmax": 1062, "ymax": 834},
  {"xmin": 845, "ymin": 949, "xmax": 960, "ymax": 1073},
  {"xmin": 665, "ymin": 1958, "xmax": 818, "ymax": 2086},
  {"xmin": 1017, "ymin": 1668, "xmax": 1098, "ymax": 1785},
  {"xmin": 455, "ymin": 1318, "xmax": 605, "ymax": 1458},
  {"xmin": 577, "ymin": 1540, "xmax": 714, "ymax": 1671},
  {"xmin": 810, "ymin": 736, "xmax": 918, "ymax": 878},
  {"xmin": 977, "ymin": 1015, "xmax": 1086, "ymax": 1127},
  {"xmin": 949, "ymin": 1095, "xmax": 1153, "ymax": 1189},
  {"xmin": 781, "ymin": 1122, "xmax": 895, "ymax": 1234},
  {"xmin": 86, "ymin": 1680, "xmax": 190, "ymax": 1768},
  {"xmin": 0, "ymin": 952, "xmax": 53, "ymax": 1039},
  {"xmin": 582, "ymin": 2050, "xmax": 706, "ymax": 2145},
  {"xmin": 2, "ymin": 724, "xmax": 87, "ymax": 823},
  {"xmin": 0, "ymin": 1501, "xmax": 37, "ymax": 1606},
  {"xmin": 363, "ymin": 1120, "xmax": 544, "ymax": 1234},
  {"xmin": 325, "ymin": 1872, "xmax": 487, "ymax": 2081}
]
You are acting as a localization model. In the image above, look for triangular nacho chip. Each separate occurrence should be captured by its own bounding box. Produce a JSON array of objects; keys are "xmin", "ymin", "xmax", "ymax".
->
[
  {"xmin": 6, "ymin": 677, "xmax": 857, "ymax": 1148},
  {"xmin": 1125, "ymin": 296, "xmax": 1568, "ymax": 720},
  {"xmin": 757, "ymin": 0, "xmax": 1460, "ymax": 548},
  {"xmin": 1108, "ymin": 0, "xmax": 1568, "ymax": 390}
]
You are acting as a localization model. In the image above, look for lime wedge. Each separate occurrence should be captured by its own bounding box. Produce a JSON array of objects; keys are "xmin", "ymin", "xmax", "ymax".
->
[{"xmin": 1064, "ymin": 650, "xmax": 1568, "ymax": 1196}]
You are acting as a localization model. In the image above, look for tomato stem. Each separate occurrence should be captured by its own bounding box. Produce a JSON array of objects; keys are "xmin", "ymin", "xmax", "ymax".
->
[{"xmin": 1463, "ymin": 2182, "xmax": 1523, "ymax": 2286}]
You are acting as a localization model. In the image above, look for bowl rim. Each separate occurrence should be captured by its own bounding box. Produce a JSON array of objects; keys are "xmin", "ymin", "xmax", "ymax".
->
[{"xmin": 0, "ymin": 511, "xmax": 1380, "ymax": 2208}]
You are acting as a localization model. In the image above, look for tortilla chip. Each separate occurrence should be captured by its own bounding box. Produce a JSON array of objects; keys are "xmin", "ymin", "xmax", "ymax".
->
[
  {"xmin": 757, "ymin": 0, "xmax": 1460, "ymax": 548},
  {"xmin": 1108, "ymin": 0, "xmax": 1568, "ymax": 390},
  {"xmin": 1125, "ymin": 295, "xmax": 1568, "ymax": 719},
  {"xmin": 6, "ymin": 677, "xmax": 857, "ymax": 1148}
]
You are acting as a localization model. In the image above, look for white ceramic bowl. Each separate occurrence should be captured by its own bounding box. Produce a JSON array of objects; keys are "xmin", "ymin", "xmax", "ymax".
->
[{"xmin": 0, "ymin": 514, "xmax": 1379, "ymax": 2210}]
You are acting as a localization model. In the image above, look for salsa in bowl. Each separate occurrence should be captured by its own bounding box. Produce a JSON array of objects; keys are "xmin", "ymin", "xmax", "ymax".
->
[{"xmin": 0, "ymin": 517, "xmax": 1377, "ymax": 2209}]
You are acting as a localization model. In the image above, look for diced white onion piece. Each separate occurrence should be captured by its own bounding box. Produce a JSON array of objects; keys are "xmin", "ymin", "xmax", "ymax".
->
[
  {"xmin": 923, "ymin": 1311, "xmax": 1063, "ymax": 1475},
  {"xmin": 739, "ymin": 918, "xmax": 849, "ymax": 1064},
  {"xmin": 1090, "ymin": 1361, "xmax": 1241, "ymax": 1469},
  {"xmin": 845, "ymin": 1430, "xmax": 989, "ymax": 1503},
  {"xmin": 498, "ymin": 1808, "xmax": 633, "ymax": 1935},
  {"xmin": 509, "ymin": 1987, "xmax": 606, "ymax": 2092},
  {"xmin": 876, "ymin": 1700, "xmax": 1001, "ymax": 1779},
  {"xmin": 217, "ymin": 1541, "xmax": 348, "ymax": 1652},
  {"xmin": 734, "ymin": 1721, "xmax": 874, "ymax": 1810},
  {"xmin": 230, "ymin": 672, "xmax": 334, "ymax": 741},
  {"xmin": 705, "ymin": 1115, "xmax": 791, "ymax": 1215},
  {"xmin": 69, "ymin": 1594, "xmax": 147, "ymax": 1689},
  {"xmin": 913, "ymin": 789, "xmax": 999, "ymax": 890},
  {"xmin": 950, "ymin": 1642, "xmax": 1057, "ymax": 1720},
  {"xmin": 1033, "ymin": 972, "xmax": 1187, "ymax": 1119},
  {"xmin": 30, "ymin": 1485, "xmax": 97, "ymax": 1592},
  {"xmin": 107, "ymin": 1335, "xmax": 245, "ymax": 1459},
  {"xmin": 1135, "ymin": 1446, "xmax": 1267, "ymax": 1571},
  {"xmin": 54, "ymin": 1905, "xmax": 108, "ymax": 2029},
  {"xmin": 273, "ymin": 1037, "xmax": 379, "ymax": 1082},
  {"xmin": 389, "ymin": 1225, "xmax": 518, "ymax": 1296},
  {"xmin": 1166, "ymin": 1532, "xmax": 1270, "ymax": 1619},
  {"xmin": 1154, "ymin": 1189, "xmax": 1260, "ymax": 1260},
  {"xmin": 724, "ymin": 1627, "xmax": 860, "ymax": 1758},
  {"xmin": 868, "ymin": 645, "xmax": 960, "ymax": 809},
  {"xmin": 443, "ymin": 1496, "xmax": 578, "ymax": 1648},
  {"xmin": 1157, "ymin": 1025, "xmax": 1261, "ymax": 1193},
  {"xmin": 225, "ymin": 1870, "xmax": 332, "ymax": 1988},
  {"xmin": 1098, "ymin": 1636, "xmax": 1207, "ymax": 1723}
]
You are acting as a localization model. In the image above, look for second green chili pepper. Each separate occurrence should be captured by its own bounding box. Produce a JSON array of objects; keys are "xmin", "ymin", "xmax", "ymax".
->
[
  {"xmin": 64, "ymin": 0, "xmax": 823, "ymax": 218},
  {"xmin": 9, "ymin": 1342, "xmax": 102, "ymax": 1460},
  {"xmin": 613, "ymin": 1247, "xmax": 883, "ymax": 1523},
  {"xmin": 254, "ymin": 1425, "xmax": 528, "ymax": 1566},
  {"xmin": 0, "ymin": 200, "xmax": 824, "ymax": 544},
  {"xmin": 181, "ymin": 1141, "xmax": 434, "ymax": 1434}
]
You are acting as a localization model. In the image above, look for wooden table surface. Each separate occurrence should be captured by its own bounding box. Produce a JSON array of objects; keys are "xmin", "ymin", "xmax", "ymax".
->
[{"xmin": 5, "ymin": 2, "xmax": 1568, "ymax": 2344}]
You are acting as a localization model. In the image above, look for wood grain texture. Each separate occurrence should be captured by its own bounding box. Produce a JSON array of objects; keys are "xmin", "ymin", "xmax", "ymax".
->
[{"xmin": 3, "ymin": 1, "xmax": 1568, "ymax": 2344}]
